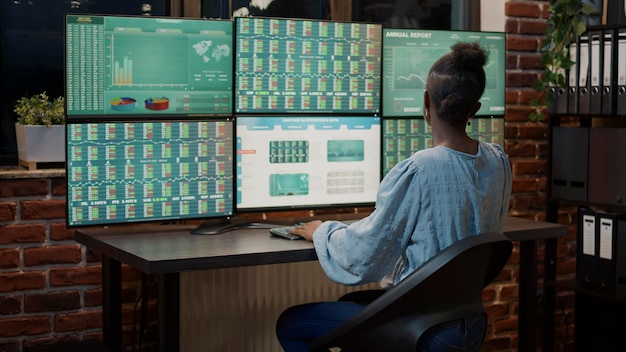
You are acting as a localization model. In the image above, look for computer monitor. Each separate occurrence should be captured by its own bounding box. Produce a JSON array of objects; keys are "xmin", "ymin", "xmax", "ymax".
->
[
  {"xmin": 65, "ymin": 14, "xmax": 233, "ymax": 119},
  {"xmin": 381, "ymin": 117, "xmax": 505, "ymax": 176},
  {"xmin": 381, "ymin": 28, "xmax": 506, "ymax": 118},
  {"xmin": 65, "ymin": 120, "xmax": 234, "ymax": 228},
  {"xmin": 236, "ymin": 115, "xmax": 381, "ymax": 211},
  {"xmin": 234, "ymin": 17, "xmax": 382, "ymax": 115}
]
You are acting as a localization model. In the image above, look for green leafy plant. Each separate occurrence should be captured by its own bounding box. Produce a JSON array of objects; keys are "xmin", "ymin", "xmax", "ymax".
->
[
  {"xmin": 14, "ymin": 92, "xmax": 65, "ymax": 127},
  {"xmin": 530, "ymin": 0, "xmax": 596, "ymax": 121}
]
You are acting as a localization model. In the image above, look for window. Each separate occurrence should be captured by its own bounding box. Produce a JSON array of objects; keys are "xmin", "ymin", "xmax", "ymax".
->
[
  {"xmin": 352, "ymin": 0, "xmax": 480, "ymax": 30},
  {"xmin": 200, "ymin": 0, "xmax": 329, "ymax": 19},
  {"xmin": 0, "ymin": 0, "xmax": 169, "ymax": 165}
]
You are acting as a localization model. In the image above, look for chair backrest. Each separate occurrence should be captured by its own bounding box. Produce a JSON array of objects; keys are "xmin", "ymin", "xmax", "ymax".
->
[{"xmin": 308, "ymin": 232, "xmax": 513, "ymax": 352}]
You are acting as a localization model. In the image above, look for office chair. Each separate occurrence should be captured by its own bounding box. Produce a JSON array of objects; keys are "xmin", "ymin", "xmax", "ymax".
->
[{"xmin": 308, "ymin": 232, "xmax": 513, "ymax": 352}]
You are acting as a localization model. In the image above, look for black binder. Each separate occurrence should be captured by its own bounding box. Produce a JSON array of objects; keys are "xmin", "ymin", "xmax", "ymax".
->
[
  {"xmin": 589, "ymin": 31, "xmax": 602, "ymax": 114},
  {"xmin": 578, "ymin": 209, "xmax": 624, "ymax": 294},
  {"xmin": 617, "ymin": 219, "xmax": 626, "ymax": 297},
  {"xmin": 618, "ymin": 31, "xmax": 626, "ymax": 115},
  {"xmin": 601, "ymin": 30, "xmax": 615, "ymax": 115},
  {"xmin": 595, "ymin": 213, "xmax": 622, "ymax": 293},
  {"xmin": 578, "ymin": 35, "xmax": 591, "ymax": 114},
  {"xmin": 547, "ymin": 86, "xmax": 556, "ymax": 114},
  {"xmin": 554, "ymin": 86, "xmax": 568, "ymax": 114},
  {"xmin": 567, "ymin": 41, "xmax": 579, "ymax": 114},
  {"xmin": 577, "ymin": 208, "xmax": 598, "ymax": 289}
]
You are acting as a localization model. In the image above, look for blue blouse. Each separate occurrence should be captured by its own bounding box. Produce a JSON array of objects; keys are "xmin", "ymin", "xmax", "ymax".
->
[{"xmin": 312, "ymin": 142, "xmax": 512, "ymax": 287}]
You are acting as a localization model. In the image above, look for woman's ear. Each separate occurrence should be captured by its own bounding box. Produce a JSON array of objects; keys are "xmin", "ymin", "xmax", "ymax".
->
[
  {"xmin": 469, "ymin": 102, "xmax": 481, "ymax": 118},
  {"xmin": 423, "ymin": 90, "xmax": 430, "ymax": 120}
]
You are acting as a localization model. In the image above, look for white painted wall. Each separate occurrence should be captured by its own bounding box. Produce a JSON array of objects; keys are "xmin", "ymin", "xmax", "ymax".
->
[{"xmin": 481, "ymin": 0, "xmax": 506, "ymax": 32}]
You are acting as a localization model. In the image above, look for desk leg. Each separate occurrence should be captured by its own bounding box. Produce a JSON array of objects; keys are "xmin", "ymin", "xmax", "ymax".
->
[
  {"xmin": 518, "ymin": 240, "xmax": 537, "ymax": 352},
  {"xmin": 542, "ymin": 237, "xmax": 557, "ymax": 352},
  {"xmin": 102, "ymin": 256, "xmax": 122, "ymax": 351},
  {"xmin": 158, "ymin": 273, "xmax": 179, "ymax": 352}
]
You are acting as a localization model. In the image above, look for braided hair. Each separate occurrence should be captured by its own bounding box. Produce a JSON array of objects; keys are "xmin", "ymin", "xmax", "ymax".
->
[{"xmin": 425, "ymin": 42, "xmax": 488, "ymax": 127}]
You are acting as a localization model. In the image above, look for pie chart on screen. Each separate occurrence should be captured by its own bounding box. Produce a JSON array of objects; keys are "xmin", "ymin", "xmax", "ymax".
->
[
  {"xmin": 110, "ymin": 97, "xmax": 137, "ymax": 111},
  {"xmin": 145, "ymin": 97, "xmax": 170, "ymax": 111}
]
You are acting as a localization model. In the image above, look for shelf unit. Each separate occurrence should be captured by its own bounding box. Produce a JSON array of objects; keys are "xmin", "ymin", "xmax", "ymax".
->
[{"xmin": 545, "ymin": 22, "xmax": 626, "ymax": 349}]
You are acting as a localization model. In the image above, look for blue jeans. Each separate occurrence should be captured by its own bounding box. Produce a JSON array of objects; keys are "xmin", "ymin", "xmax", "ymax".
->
[
  {"xmin": 416, "ymin": 313, "xmax": 486, "ymax": 352},
  {"xmin": 275, "ymin": 301, "xmax": 368, "ymax": 352},
  {"xmin": 275, "ymin": 292, "xmax": 486, "ymax": 352}
]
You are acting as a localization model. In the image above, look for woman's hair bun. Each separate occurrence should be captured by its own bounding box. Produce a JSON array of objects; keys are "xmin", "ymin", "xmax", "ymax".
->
[{"xmin": 450, "ymin": 42, "xmax": 488, "ymax": 72}]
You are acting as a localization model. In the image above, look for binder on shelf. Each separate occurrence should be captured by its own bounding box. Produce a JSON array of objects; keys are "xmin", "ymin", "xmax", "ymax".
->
[
  {"xmin": 552, "ymin": 67, "xmax": 567, "ymax": 114},
  {"xmin": 618, "ymin": 31, "xmax": 626, "ymax": 115},
  {"xmin": 596, "ymin": 213, "xmax": 619, "ymax": 293},
  {"xmin": 577, "ymin": 209, "xmax": 623, "ymax": 294},
  {"xmin": 547, "ymin": 37, "xmax": 571, "ymax": 115},
  {"xmin": 548, "ymin": 86, "xmax": 556, "ymax": 114},
  {"xmin": 616, "ymin": 219, "xmax": 626, "ymax": 297},
  {"xmin": 578, "ymin": 35, "xmax": 591, "ymax": 114},
  {"xmin": 577, "ymin": 209, "xmax": 597, "ymax": 289},
  {"xmin": 601, "ymin": 29, "xmax": 615, "ymax": 115},
  {"xmin": 589, "ymin": 31, "xmax": 602, "ymax": 114},
  {"xmin": 567, "ymin": 41, "xmax": 579, "ymax": 114}
]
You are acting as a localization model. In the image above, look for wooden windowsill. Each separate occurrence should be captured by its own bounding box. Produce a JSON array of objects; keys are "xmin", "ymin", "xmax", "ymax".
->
[{"xmin": 0, "ymin": 165, "xmax": 65, "ymax": 179}]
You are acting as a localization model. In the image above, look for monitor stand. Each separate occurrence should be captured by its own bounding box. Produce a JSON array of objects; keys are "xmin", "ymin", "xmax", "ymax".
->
[
  {"xmin": 190, "ymin": 218, "xmax": 283, "ymax": 235},
  {"xmin": 190, "ymin": 219, "xmax": 242, "ymax": 235}
]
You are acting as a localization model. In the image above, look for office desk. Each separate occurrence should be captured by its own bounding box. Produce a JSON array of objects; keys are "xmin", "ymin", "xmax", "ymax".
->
[{"xmin": 75, "ymin": 216, "xmax": 566, "ymax": 352}]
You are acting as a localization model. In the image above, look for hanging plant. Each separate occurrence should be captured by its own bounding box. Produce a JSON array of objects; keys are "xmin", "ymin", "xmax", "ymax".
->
[{"xmin": 530, "ymin": 0, "xmax": 596, "ymax": 121}]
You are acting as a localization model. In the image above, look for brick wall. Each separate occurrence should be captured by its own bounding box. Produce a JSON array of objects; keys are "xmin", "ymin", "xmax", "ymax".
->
[
  {"xmin": 0, "ymin": 1, "xmax": 578, "ymax": 351},
  {"xmin": 0, "ymin": 173, "xmax": 145, "ymax": 351},
  {"xmin": 504, "ymin": 1, "xmax": 577, "ymax": 351}
]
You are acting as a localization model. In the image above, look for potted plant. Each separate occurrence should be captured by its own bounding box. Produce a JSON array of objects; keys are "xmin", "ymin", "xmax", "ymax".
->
[
  {"xmin": 530, "ymin": 0, "xmax": 595, "ymax": 120},
  {"xmin": 14, "ymin": 92, "xmax": 66, "ymax": 169}
]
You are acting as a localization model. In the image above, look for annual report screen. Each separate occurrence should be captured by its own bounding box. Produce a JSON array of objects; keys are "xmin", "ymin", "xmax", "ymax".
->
[{"xmin": 381, "ymin": 29, "xmax": 506, "ymax": 118}]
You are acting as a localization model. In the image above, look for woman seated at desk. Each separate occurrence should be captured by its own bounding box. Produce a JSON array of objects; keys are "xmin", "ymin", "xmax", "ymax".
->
[{"xmin": 275, "ymin": 41, "xmax": 512, "ymax": 352}]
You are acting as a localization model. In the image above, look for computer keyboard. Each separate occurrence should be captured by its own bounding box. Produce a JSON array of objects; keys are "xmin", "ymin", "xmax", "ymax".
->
[
  {"xmin": 269, "ymin": 219, "xmax": 361, "ymax": 240},
  {"xmin": 269, "ymin": 226, "xmax": 304, "ymax": 240}
]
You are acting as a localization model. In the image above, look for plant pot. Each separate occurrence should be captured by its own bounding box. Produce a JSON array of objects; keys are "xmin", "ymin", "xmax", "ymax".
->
[{"xmin": 15, "ymin": 122, "xmax": 65, "ymax": 168}]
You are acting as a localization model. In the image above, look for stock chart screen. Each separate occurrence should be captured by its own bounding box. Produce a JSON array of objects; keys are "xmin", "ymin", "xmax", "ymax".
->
[
  {"xmin": 65, "ymin": 15, "xmax": 233, "ymax": 118},
  {"xmin": 234, "ymin": 17, "xmax": 382, "ymax": 114},
  {"xmin": 66, "ymin": 120, "xmax": 234, "ymax": 226},
  {"xmin": 382, "ymin": 117, "xmax": 505, "ymax": 176}
]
